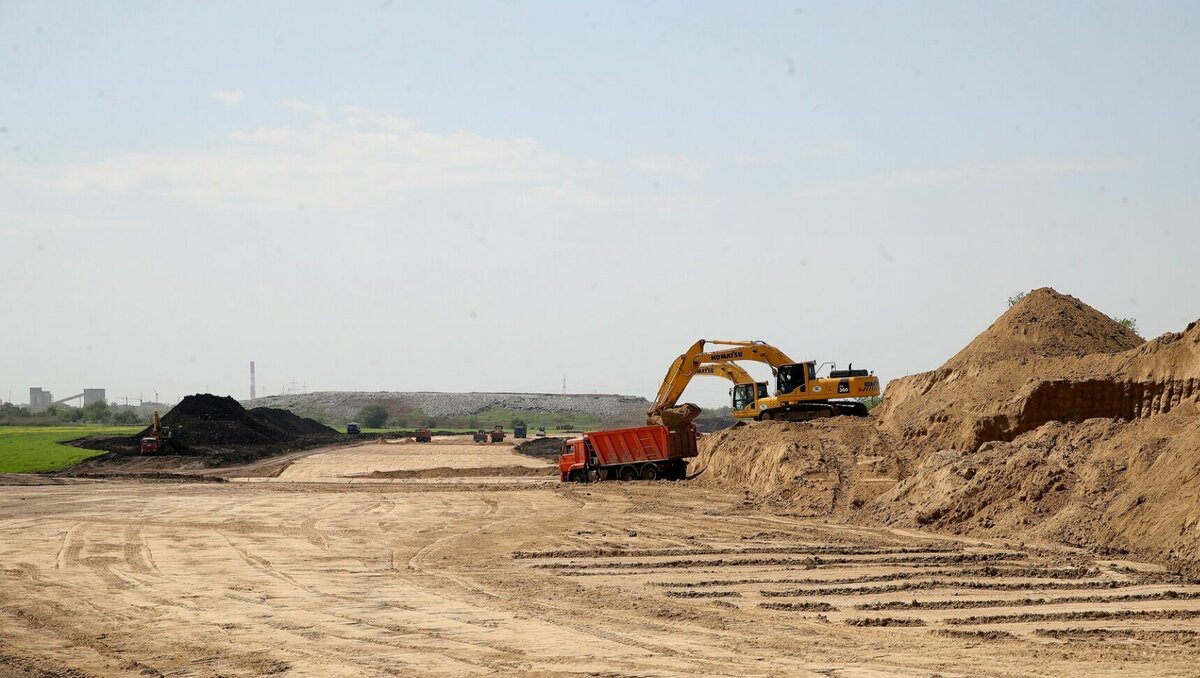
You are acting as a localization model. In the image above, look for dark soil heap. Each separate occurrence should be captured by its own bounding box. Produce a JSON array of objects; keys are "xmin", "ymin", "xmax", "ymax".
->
[
  {"xmin": 247, "ymin": 406, "xmax": 339, "ymax": 436},
  {"xmin": 514, "ymin": 437, "xmax": 568, "ymax": 459},
  {"xmin": 142, "ymin": 394, "xmax": 336, "ymax": 448}
]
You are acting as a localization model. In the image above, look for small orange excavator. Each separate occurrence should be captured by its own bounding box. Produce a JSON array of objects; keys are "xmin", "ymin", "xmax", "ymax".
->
[{"xmin": 139, "ymin": 410, "xmax": 169, "ymax": 454}]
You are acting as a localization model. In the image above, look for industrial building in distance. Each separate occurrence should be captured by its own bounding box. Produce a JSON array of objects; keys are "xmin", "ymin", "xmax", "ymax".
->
[{"xmin": 27, "ymin": 387, "xmax": 106, "ymax": 413}]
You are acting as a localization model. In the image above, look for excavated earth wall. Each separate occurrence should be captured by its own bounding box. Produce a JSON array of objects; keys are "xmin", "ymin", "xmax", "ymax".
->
[{"xmin": 693, "ymin": 288, "xmax": 1200, "ymax": 576}]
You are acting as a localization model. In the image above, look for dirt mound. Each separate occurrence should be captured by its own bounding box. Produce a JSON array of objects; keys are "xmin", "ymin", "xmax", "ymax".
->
[
  {"xmin": 247, "ymin": 407, "xmax": 337, "ymax": 436},
  {"xmin": 514, "ymin": 437, "xmax": 567, "ymax": 459},
  {"xmin": 71, "ymin": 395, "xmax": 344, "ymax": 468},
  {"xmin": 692, "ymin": 420, "xmax": 900, "ymax": 513},
  {"xmin": 364, "ymin": 466, "xmax": 555, "ymax": 479},
  {"xmin": 696, "ymin": 287, "xmax": 1200, "ymax": 575},
  {"xmin": 153, "ymin": 395, "xmax": 290, "ymax": 446},
  {"xmin": 147, "ymin": 396, "xmax": 335, "ymax": 446},
  {"xmin": 946, "ymin": 287, "xmax": 1143, "ymax": 368},
  {"xmin": 875, "ymin": 288, "xmax": 1150, "ymax": 454}
]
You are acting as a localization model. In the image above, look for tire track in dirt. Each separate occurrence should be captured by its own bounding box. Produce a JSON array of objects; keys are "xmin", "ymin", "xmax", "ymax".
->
[
  {"xmin": 216, "ymin": 529, "xmax": 316, "ymax": 594},
  {"xmin": 855, "ymin": 589, "xmax": 1200, "ymax": 611},
  {"xmin": 54, "ymin": 522, "xmax": 82, "ymax": 572},
  {"xmin": 405, "ymin": 493, "xmax": 775, "ymax": 676},
  {"xmin": 122, "ymin": 524, "xmax": 156, "ymax": 574}
]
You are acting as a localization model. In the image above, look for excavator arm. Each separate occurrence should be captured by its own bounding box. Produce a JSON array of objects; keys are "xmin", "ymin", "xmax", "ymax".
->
[
  {"xmin": 649, "ymin": 342, "xmax": 778, "ymax": 425},
  {"xmin": 649, "ymin": 339, "xmax": 707, "ymax": 419},
  {"xmin": 699, "ymin": 340, "xmax": 796, "ymax": 369},
  {"xmin": 694, "ymin": 362, "xmax": 756, "ymax": 384}
]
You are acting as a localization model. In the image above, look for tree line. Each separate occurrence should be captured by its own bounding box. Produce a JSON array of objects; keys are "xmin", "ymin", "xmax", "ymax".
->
[{"xmin": 0, "ymin": 401, "xmax": 150, "ymax": 426}]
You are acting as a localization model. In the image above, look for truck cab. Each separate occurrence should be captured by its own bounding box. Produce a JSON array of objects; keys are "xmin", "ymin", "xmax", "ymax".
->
[
  {"xmin": 558, "ymin": 437, "xmax": 591, "ymax": 482},
  {"xmin": 346, "ymin": 422, "xmax": 362, "ymax": 435}
]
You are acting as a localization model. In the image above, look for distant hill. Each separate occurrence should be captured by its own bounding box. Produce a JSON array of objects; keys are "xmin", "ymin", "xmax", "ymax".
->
[{"xmin": 242, "ymin": 391, "xmax": 653, "ymax": 429}]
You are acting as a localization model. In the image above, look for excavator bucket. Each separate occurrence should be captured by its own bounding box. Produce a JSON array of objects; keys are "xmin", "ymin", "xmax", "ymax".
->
[{"xmin": 648, "ymin": 403, "xmax": 701, "ymax": 431}]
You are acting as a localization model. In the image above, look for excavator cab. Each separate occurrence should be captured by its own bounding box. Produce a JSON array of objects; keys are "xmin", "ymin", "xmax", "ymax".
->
[
  {"xmin": 776, "ymin": 361, "xmax": 818, "ymax": 395},
  {"xmin": 730, "ymin": 382, "xmax": 769, "ymax": 413}
]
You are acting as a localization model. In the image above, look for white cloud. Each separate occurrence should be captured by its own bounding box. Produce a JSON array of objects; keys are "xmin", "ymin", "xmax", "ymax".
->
[
  {"xmin": 797, "ymin": 158, "xmax": 1120, "ymax": 199},
  {"xmin": 211, "ymin": 90, "xmax": 244, "ymax": 106},
  {"xmin": 16, "ymin": 107, "xmax": 574, "ymax": 210},
  {"xmin": 631, "ymin": 153, "xmax": 709, "ymax": 180},
  {"xmin": 280, "ymin": 98, "xmax": 317, "ymax": 113}
]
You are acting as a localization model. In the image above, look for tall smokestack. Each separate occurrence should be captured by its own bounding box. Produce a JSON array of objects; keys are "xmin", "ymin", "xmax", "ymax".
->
[{"xmin": 250, "ymin": 361, "xmax": 256, "ymax": 401}]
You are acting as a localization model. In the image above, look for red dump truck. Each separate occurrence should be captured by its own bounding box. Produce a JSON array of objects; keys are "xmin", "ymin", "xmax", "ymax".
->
[{"xmin": 558, "ymin": 423, "xmax": 697, "ymax": 482}]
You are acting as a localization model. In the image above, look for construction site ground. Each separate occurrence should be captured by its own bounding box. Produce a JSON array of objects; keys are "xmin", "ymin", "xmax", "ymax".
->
[{"xmin": 3, "ymin": 435, "xmax": 1199, "ymax": 677}]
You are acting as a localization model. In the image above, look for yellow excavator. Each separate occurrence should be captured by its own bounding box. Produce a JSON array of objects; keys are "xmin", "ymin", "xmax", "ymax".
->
[
  {"xmin": 694, "ymin": 363, "xmax": 770, "ymax": 419},
  {"xmin": 649, "ymin": 339, "xmax": 880, "ymax": 423}
]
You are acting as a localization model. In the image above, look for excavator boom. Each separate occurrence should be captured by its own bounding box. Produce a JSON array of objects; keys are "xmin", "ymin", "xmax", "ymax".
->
[
  {"xmin": 694, "ymin": 362, "xmax": 755, "ymax": 383},
  {"xmin": 699, "ymin": 340, "xmax": 795, "ymax": 369},
  {"xmin": 649, "ymin": 339, "xmax": 707, "ymax": 419}
]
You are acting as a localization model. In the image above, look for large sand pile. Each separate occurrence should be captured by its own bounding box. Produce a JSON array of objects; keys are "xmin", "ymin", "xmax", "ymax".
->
[
  {"xmin": 875, "ymin": 288, "xmax": 1146, "ymax": 454},
  {"xmin": 694, "ymin": 288, "xmax": 1200, "ymax": 574},
  {"xmin": 692, "ymin": 418, "xmax": 899, "ymax": 513}
]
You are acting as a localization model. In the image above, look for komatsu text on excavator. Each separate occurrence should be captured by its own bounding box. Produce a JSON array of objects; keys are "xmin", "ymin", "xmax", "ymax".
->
[{"xmin": 649, "ymin": 339, "xmax": 880, "ymax": 423}]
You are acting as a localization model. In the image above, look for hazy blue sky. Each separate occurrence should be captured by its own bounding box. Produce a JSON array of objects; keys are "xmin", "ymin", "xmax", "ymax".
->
[{"xmin": 2, "ymin": 1, "xmax": 1198, "ymax": 407}]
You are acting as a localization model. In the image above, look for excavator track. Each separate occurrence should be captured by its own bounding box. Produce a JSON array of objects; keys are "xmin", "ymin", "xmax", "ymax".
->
[{"xmin": 758, "ymin": 401, "xmax": 868, "ymax": 421}]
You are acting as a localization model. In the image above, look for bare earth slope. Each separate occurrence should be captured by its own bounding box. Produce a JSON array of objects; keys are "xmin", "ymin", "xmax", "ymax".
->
[{"xmin": 694, "ymin": 288, "xmax": 1200, "ymax": 576}]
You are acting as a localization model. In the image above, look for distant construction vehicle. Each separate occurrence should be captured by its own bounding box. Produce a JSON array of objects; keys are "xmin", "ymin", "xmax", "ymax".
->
[
  {"xmin": 414, "ymin": 427, "xmax": 432, "ymax": 443},
  {"xmin": 473, "ymin": 429, "xmax": 488, "ymax": 443},
  {"xmin": 535, "ymin": 426, "xmax": 547, "ymax": 437},
  {"xmin": 650, "ymin": 339, "xmax": 880, "ymax": 422},
  {"xmin": 489, "ymin": 425, "xmax": 505, "ymax": 443},
  {"xmin": 514, "ymin": 424, "xmax": 527, "ymax": 438},
  {"xmin": 558, "ymin": 423, "xmax": 696, "ymax": 482},
  {"xmin": 346, "ymin": 422, "xmax": 362, "ymax": 435},
  {"xmin": 139, "ymin": 410, "xmax": 169, "ymax": 454}
]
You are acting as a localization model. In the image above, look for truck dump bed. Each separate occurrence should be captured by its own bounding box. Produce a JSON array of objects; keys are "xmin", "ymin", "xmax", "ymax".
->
[
  {"xmin": 558, "ymin": 423, "xmax": 698, "ymax": 482},
  {"xmin": 587, "ymin": 424, "xmax": 697, "ymax": 466}
]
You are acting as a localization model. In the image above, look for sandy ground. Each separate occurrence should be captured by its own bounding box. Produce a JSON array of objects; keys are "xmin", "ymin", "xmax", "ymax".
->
[
  {"xmin": 3, "ymin": 442, "xmax": 1200, "ymax": 676},
  {"xmin": 271, "ymin": 435, "xmax": 552, "ymax": 482}
]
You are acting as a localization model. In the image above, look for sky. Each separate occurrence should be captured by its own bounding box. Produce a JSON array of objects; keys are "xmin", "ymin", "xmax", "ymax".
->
[{"xmin": 2, "ymin": 1, "xmax": 1198, "ymax": 408}]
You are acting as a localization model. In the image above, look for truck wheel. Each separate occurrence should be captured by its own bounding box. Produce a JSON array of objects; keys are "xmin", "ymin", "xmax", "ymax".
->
[
  {"xmin": 619, "ymin": 466, "xmax": 638, "ymax": 481},
  {"xmin": 641, "ymin": 464, "xmax": 659, "ymax": 481}
]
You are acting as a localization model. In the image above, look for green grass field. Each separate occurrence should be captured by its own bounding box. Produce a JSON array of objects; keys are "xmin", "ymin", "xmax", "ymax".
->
[{"xmin": 0, "ymin": 426, "xmax": 142, "ymax": 473}]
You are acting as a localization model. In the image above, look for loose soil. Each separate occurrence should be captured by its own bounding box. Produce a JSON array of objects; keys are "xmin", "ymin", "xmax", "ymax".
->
[
  {"xmin": 4, "ymin": 286, "xmax": 1199, "ymax": 676},
  {"xmin": 6, "ymin": 464, "xmax": 1200, "ymax": 677},
  {"xmin": 693, "ymin": 288, "xmax": 1200, "ymax": 578}
]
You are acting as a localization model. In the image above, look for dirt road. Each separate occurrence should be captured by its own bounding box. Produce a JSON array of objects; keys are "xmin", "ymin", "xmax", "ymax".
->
[{"xmin": 2, "ymin": 440, "xmax": 1199, "ymax": 676}]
